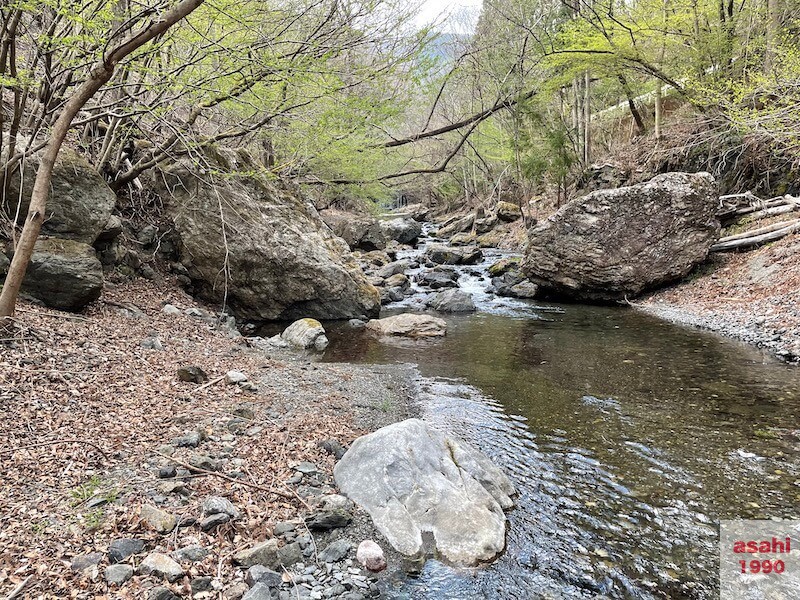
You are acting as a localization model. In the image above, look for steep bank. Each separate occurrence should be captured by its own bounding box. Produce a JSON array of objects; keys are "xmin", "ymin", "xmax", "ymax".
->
[
  {"xmin": 638, "ymin": 234, "xmax": 800, "ymax": 363},
  {"xmin": 0, "ymin": 278, "xmax": 412, "ymax": 599}
]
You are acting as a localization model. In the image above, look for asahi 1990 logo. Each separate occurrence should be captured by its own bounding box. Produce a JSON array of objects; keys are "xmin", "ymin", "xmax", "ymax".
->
[{"xmin": 720, "ymin": 520, "xmax": 800, "ymax": 599}]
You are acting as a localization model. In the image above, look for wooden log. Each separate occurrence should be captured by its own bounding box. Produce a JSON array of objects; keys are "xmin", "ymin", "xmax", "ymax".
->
[
  {"xmin": 720, "ymin": 218, "xmax": 800, "ymax": 243},
  {"xmin": 711, "ymin": 220, "xmax": 800, "ymax": 251}
]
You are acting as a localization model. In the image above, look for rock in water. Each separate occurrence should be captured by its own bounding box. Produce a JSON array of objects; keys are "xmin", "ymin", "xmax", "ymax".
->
[
  {"xmin": 321, "ymin": 210, "xmax": 387, "ymax": 251},
  {"xmin": 19, "ymin": 238, "xmax": 103, "ymax": 311},
  {"xmin": 428, "ymin": 289, "xmax": 476, "ymax": 313},
  {"xmin": 333, "ymin": 419, "xmax": 516, "ymax": 566},
  {"xmin": 523, "ymin": 172, "xmax": 720, "ymax": 301},
  {"xmin": 365, "ymin": 314, "xmax": 447, "ymax": 338},
  {"xmin": 426, "ymin": 244, "xmax": 483, "ymax": 265},
  {"xmin": 159, "ymin": 160, "xmax": 380, "ymax": 321},
  {"xmin": 380, "ymin": 217, "xmax": 422, "ymax": 245},
  {"xmin": 280, "ymin": 318, "xmax": 329, "ymax": 351}
]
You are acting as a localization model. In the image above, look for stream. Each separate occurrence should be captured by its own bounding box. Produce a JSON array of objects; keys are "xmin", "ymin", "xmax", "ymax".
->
[{"xmin": 320, "ymin": 227, "xmax": 800, "ymax": 599}]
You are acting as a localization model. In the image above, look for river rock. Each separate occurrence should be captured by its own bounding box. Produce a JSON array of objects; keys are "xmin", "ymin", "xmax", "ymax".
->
[
  {"xmin": 428, "ymin": 289, "xmax": 476, "ymax": 313},
  {"xmin": 333, "ymin": 419, "xmax": 516, "ymax": 566},
  {"xmin": 376, "ymin": 259, "xmax": 411, "ymax": 279},
  {"xmin": 233, "ymin": 539, "xmax": 279, "ymax": 568},
  {"xmin": 202, "ymin": 495, "xmax": 241, "ymax": 519},
  {"xmin": 108, "ymin": 538, "xmax": 145, "ymax": 563},
  {"xmin": 140, "ymin": 505, "xmax": 177, "ymax": 534},
  {"xmin": 366, "ymin": 314, "xmax": 447, "ymax": 338},
  {"xmin": 496, "ymin": 201, "xmax": 522, "ymax": 222},
  {"xmin": 437, "ymin": 214, "xmax": 474, "ymax": 238},
  {"xmin": 318, "ymin": 539, "xmax": 352, "ymax": 563},
  {"xmin": 356, "ymin": 540, "xmax": 387, "ymax": 572},
  {"xmin": 449, "ymin": 232, "xmax": 476, "ymax": 246},
  {"xmin": 104, "ymin": 564, "xmax": 133, "ymax": 585},
  {"xmin": 426, "ymin": 244, "xmax": 483, "ymax": 266},
  {"xmin": 380, "ymin": 217, "xmax": 422, "ymax": 245},
  {"xmin": 16, "ymin": 238, "xmax": 103, "ymax": 311},
  {"xmin": 3, "ymin": 148, "xmax": 116, "ymax": 244},
  {"xmin": 523, "ymin": 172, "xmax": 720, "ymax": 301},
  {"xmin": 384, "ymin": 273, "xmax": 410, "ymax": 290},
  {"xmin": 138, "ymin": 553, "xmax": 184, "ymax": 582},
  {"xmin": 280, "ymin": 318, "xmax": 329, "ymax": 351},
  {"xmin": 159, "ymin": 160, "xmax": 379, "ymax": 321},
  {"xmin": 321, "ymin": 210, "xmax": 387, "ymax": 251},
  {"xmin": 417, "ymin": 269, "xmax": 458, "ymax": 289}
]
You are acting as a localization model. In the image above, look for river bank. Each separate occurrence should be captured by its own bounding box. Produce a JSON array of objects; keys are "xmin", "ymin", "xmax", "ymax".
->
[
  {"xmin": 0, "ymin": 278, "xmax": 414, "ymax": 599},
  {"xmin": 638, "ymin": 233, "xmax": 800, "ymax": 364}
]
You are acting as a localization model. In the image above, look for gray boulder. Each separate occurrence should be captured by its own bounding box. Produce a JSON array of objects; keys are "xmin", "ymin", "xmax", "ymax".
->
[
  {"xmin": 333, "ymin": 419, "xmax": 515, "ymax": 566},
  {"xmin": 366, "ymin": 314, "xmax": 447, "ymax": 338},
  {"xmin": 380, "ymin": 217, "xmax": 422, "ymax": 245},
  {"xmin": 321, "ymin": 209, "xmax": 387, "ymax": 251},
  {"xmin": 426, "ymin": 245, "xmax": 483, "ymax": 266},
  {"xmin": 280, "ymin": 318, "xmax": 329, "ymax": 351},
  {"xmin": 3, "ymin": 148, "xmax": 116, "ymax": 244},
  {"xmin": 19, "ymin": 238, "xmax": 103, "ymax": 311},
  {"xmin": 436, "ymin": 214, "xmax": 474, "ymax": 238},
  {"xmin": 523, "ymin": 172, "xmax": 720, "ymax": 301},
  {"xmin": 428, "ymin": 289, "xmax": 476, "ymax": 313},
  {"xmin": 158, "ymin": 161, "xmax": 380, "ymax": 321}
]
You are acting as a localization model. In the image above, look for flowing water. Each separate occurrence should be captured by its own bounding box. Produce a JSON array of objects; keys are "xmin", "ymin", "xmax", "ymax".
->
[{"xmin": 321, "ymin": 232, "xmax": 800, "ymax": 599}]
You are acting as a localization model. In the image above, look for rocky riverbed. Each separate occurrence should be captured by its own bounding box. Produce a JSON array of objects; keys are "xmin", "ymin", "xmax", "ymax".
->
[{"xmin": 0, "ymin": 279, "xmax": 419, "ymax": 600}]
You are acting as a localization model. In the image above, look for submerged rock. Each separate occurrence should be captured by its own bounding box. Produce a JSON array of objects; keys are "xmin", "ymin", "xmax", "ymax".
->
[
  {"xmin": 333, "ymin": 419, "xmax": 515, "ymax": 566},
  {"xmin": 523, "ymin": 172, "xmax": 720, "ymax": 301},
  {"xmin": 280, "ymin": 318, "xmax": 329, "ymax": 351},
  {"xmin": 365, "ymin": 314, "xmax": 447, "ymax": 338}
]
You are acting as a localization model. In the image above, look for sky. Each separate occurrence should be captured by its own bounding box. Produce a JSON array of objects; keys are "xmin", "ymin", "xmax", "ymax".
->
[{"xmin": 413, "ymin": 0, "xmax": 484, "ymax": 32}]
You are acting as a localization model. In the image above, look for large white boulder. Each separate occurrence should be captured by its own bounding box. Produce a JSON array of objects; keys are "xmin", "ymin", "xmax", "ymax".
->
[
  {"xmin": 333, "ymin": 419, "xmax": 515, "ymax": 566},
  {"xmin": 281, "ymin": 318, "xmax": 329, "ymax": 351}
]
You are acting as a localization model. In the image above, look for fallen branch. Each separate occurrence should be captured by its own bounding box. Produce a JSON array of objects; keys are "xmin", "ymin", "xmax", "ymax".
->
[
  {"xmin": 5, "ymin": 575, "xmax": 32, "ymax": 600},
  {"xmin": 154, "ymin": 450, "xmax": 311, "ymax": 509},
  {"xmin": 190, "ymin": 375, "xmax": 226, "ymax": 395},
  {"xmin": 3, "ymin": 439, "xmax": 110, "ymax": 460},
  {"xmin": 711, "ymin": 220, "xmax": 800, "ymax": 251},
  {"xmin": 720, "ymin": 218, "xmax": 800, "ymax": 243}
]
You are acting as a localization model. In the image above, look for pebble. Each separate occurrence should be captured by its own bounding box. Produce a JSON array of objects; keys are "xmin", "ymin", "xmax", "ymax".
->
[
  {"xmin": 273, "ymin": 521, "xmax": 297, "ymax": 535},
  {"xmin": 200, "ymin": 512, "xmax": 230, "ymax": 530},
  {"xmin": 177, "ymin": 365, "xmax": 209, "ymax": 383},
  {"xmin": 149, "ymin": 587, "xmax": 181, "ymax": 600},
  {"xmin": 356, "ymin": 540, "xmax": 386, "ymax": 572},
  {"xmin": 226, "ymin": 370, "xmax": 249, "ymax": 384},
  {"xmin": 317, "ymin": 439, "xmax": 346, "ymax": 459},
  {"xmin": 305, "ymin": 509, "xmax": 352, "ymax": 531},
  {"xmin": 188, "ymin": 454, "xmax": 218, "ymax": 471},
  {"xmin": 140, "ymin": 505, "xmax": 177, "ymax": 534},
  {"xmin": 245, "ymin": 565, "xmax": 282, "ymax": 587},
  {"xmin": 277, "ymin": 541, "xmax": 303, "ymax": 567},
  {"xmin": 171, "ymin": 545, "xmax": 209, "ymax": 562},
  {"xmin": 173, "ymin": 431, "xmax": 203, "ymax": 448},
  {"xmin": 318, "ymin": 539, "xmax": 352, "ymax": 563},
  {"xmin": 243, "ymin": 582, "xmax": 274, "ymax": 600},
  {"xmin": 71, "ymin": 552, "xmax": 103, "ymax": 572},
  {"xmin": 225, "ymin": 582, "xmax": 250, "ymax": 600},
  {"xmin": 138, "ymin": 552, "xmax": 184, "ymax": 582},
  {"xmin": 141, "ymin": 336, "xmax": 164, "ymax": 350},
  {"xmin": 107, "ymin": 538, "xmax": 145, "ymax": 563},
  {"xmin": 203, "ymin": 495, "xmax": 241, "ymax": 519},
  {"xmin": 104, "ymin": 564, "xmax": 133, "ymax": 585},
  {"xmin": 158, "ymin": 463, "xmax": 177, "ymax": 478},
  {"xmin": 162, "ymin": 304, "xmax": 181, "ymax": 316},
  {"xmin": 233, "ymin": 539, "xmax": 279, "ymax": 568},
  {"xmin": 191, "ymin": 576, "xmax": 214, "ymax": 593},
  {"xmin": 292, "ymin": 461, "xmax": 319, "ymax": 475}
]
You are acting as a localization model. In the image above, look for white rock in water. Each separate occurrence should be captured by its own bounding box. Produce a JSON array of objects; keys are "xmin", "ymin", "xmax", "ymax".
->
[
  {"xmin": 280, "ymin": 318, "xmax": 329, "ymax": 351},
  {"xmin": 365, "ymin": 314, "xmax": 446, "ymax": 338},
  {"xmin": 333, "ymin": 419, "xmax": 515, "ymax": 566}
]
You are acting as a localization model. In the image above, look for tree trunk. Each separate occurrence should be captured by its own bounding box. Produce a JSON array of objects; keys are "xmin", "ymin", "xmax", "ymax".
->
[
  {"xmin": 0, "ymin": 0, "xmax": 205, "ymax": 322},
  {"xmin": 583, "ymin": 71, "xmax": 591, "ymax": 165},
  {"xmin": 764, "ymin": 0, "xmax": 781, "ymax": 72}
]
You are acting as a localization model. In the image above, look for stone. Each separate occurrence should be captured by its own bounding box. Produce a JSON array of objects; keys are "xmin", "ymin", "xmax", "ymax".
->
[
  {"xmin": 292, "ymin": 461, "xmax": 319, "ymax": 475},
  {"xmin": 523, "ymin": 172, "xmax": 720, "ymax": 301},
  {"xmin": 171, "ymin": 545, "xmax": 209, "ymax": 563},
  {"xmin": 487, "ymin": 257, "xmax": 521, "ymax": 277},
  {"xmin": 280, "ymin": 319, "xmax": 329, "ymax": 351},
  {"xmin": 245, "ymin": 565, "xmax": 282, "ymax": 587},
  {"xmin": 192, "ymin": 576, "xmax": 214, "ymax": 593},
  {"xmin": 417, "ymin": 269, "xmax": 458, "ymax": 290},
  {"xmin": 137, "ymin": 224, "xmax": 159, "ymax": 246},
  {"xmin": 17, "ymin": 238, "xmax": 103, "ymax": 311},
  {"xmin": 0, "ymin": 252, "xmax": 8, "ymax": 275},
  {"xmin": 158, "ymin": 463, "xmax": 177, "ymax": 479},
  {"xmin": 225, "ymin": 370, "xmax": 248, "ymax": 384},
  {"xmin": 320, "ymin": 494, "xmax": 354, "ymax": 512},
  {"xmin": 383, "ymin": 273, "xmax": 410, "ymax": 290},
  {"xmin": 426, "ymin": 244, "xmax": 483, "ymax": 266},
  {"xmin": 233, "ymin": 539, "xmax": 279, "ymax": 568},
  {"xmin": 379, "ymin": 217, "xmax": 422, "ymax": 245},
  {"xmin": 203, "ymin": 495, "xmax": 241, "ymax": 519},
  {"xmin": 318, "ymin": 539, "xmax": 352, "ymax": 563},
  {"xmin": 243, "ymin": 582, "xmax": 275, "ymax": 600},
  {"xmin": 305, "ymin": 509, "xmax": 352, "ymax": 531},
  {"xmin": 428, "ymin": 289, "xmax": 476, "ymax": 313},
  {"xmin": 321, "ymin": 210, "xmax": 387, "ymax": 251},
  {"xmin": 4, "ymin": 148, "xmax": 115, "ymax": 244},
  {"xmin": 177, "ymin": 366, "xmax": 208, "ymax": 383},
  {"xmin": 365, "ymin": 314, "xmax": 447, "ymax": 338},
  {"xmin": 225, "ymin": 582, "xmax": 250, "ymax": 600},
  {"xmin": 105, "ymin": 564, "xmax": 133, "ymax": 585},
  {"xmin": 138, "ymin": 552, "xmax": 184, "ymax": 582},
  {"xmin": 449, "ymin": 232, "xmax": 476, "ymax": 246},
  {"xmin": 496, "ymin": 201, "xmax": 522, "ymax": 222},
  {"xmin": 276, "ymin": 541, "xmax": 303, "ymax": 567},
  {"xmin": 140, "ymin": 505, "xmax": 177, "ymax": 534},
  {"xmin": 333, "ymin": 419, "xmax": 516, "ymax": 566},
  {"xmin": 188, "ymin": 454, "xmax": 218, "ymax": 472},
  {"xmin": 96, "ymin": 215, "xmax": 124, "ymax": 243},
  {"xmin": 71, "ymin": 552, "xmax": 103, "ymax": 572},
  {"xmin": 436, "ymin": 214, "xmax": 474, "ymax": 238},
  {"xmin": 149, "ymin": 586, "xmax": 181, "ymax": 600},
  {"xmin": 317, "ymin": 439, "xmax": 346, "ymax": 459},
  {"xmin": 173, "ymin": 431, "xmax": 203, "ymax": 448},
  {"xmin": 108, "ymin": 538, "xmax": 145, "ymax": 563},
  {"xmin": 159, "ymin": 162, "xmax": 380, "ymax": 321},
  {"xmin": 375, "ymin": 260, "xmax": 411, "ymax": 279},
  {"xmin": 200, "ymin": 513, "xmax": 231, "ymax": 530},
  {"xmin": 356, "ymin": 540, "xmax": 386, "ymax": 573},
  {"xmin": 141, "ymin": 337, "xmax": 164, "ymax": 350},
  {"xmin": 348, "ymin": 319, "xmax": 366, "ymax": 329}
]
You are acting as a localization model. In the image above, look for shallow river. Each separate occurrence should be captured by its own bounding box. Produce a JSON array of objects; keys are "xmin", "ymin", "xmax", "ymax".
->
[{"xmin": 321, "ymin": 238, "xmax": 800, "ymax": 599}]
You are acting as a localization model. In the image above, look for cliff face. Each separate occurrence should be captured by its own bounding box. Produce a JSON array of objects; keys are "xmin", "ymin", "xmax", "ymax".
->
[{"xmin": 159, "ymin": 160, "xmax": 380, "ymax": 321}]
